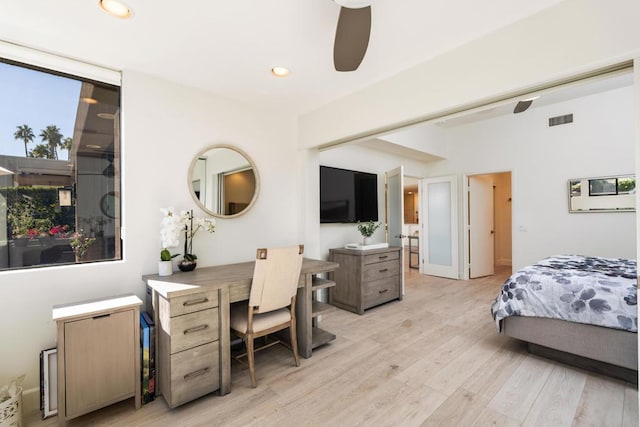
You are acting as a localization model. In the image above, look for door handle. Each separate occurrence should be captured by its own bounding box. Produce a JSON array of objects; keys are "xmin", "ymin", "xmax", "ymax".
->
[
  {"xmin": 490, "ymin": 230, "xmax": 495, "ymax": 234},
  {"xmin": 395, "ymin": 234, "xmax": 407, "ymax": 239}
]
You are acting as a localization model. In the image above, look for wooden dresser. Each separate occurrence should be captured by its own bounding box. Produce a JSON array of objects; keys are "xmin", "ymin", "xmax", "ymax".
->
[{"xmin": 328, "ymin": 247, "xmax": 402, "ymax": 314}]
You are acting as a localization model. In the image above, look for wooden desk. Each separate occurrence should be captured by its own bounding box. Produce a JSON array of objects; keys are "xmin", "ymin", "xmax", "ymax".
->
[{"xmin": 142, "ymin": 258, "xmax": 338, "ymax": 404}]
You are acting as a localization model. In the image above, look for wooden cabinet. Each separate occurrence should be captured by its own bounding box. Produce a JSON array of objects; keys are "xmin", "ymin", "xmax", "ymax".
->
[
  {"xmin": 157, "ymin": 289, "xmax": 222, "ymax": 408},
  {"xmin": 329, "ymin": 247, "xmax": 402, "ymax": 314},
  {"xmin": 53, "ymin": 294, "xmax": 142, "ymax": 425}
]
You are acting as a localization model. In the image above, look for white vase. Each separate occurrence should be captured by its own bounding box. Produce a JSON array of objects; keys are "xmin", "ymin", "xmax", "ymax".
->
[{"xmin": 158, "ymin": 260, "xmax": 173, "ymax": 276}]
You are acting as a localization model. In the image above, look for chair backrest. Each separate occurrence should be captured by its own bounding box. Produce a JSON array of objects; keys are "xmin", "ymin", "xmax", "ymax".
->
[{"xmin": 249, "ymin": 245, "xmax": 304, "ymax": 313}]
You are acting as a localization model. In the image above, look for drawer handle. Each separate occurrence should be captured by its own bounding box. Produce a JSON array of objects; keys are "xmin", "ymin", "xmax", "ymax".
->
[
  {"xmin": 184, "ymin": 324, "xmax": 209, "ymax": 335},
  {"xmin": 184, "ymin": 367, "xmax": 210, "ymax": 381},
  {"xmin": 92, "ymin": 314, "xmax": 111, "ymax": 320},
  {"xmin": 378, "ymin": 255, "xmax": 388, "ymax": 260},
  {"xmin": 183, "ymin": 297, "xmax": 209, "ymax": 307},
  {"xmin": 379, "ymin": 268, "xmax": 389, "ymax": 273},
  {"xmin": 379, "ymin": 289, "xmax": 388, "ymax": 294}
]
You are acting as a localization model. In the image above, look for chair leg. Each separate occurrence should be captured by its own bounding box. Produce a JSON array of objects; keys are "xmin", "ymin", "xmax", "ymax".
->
[
  {"xmin": 247, "ymin": 335, "xmax": 257, "ymax": 387},
  {"xmin": 289, "ymin": 323, "xmax": 300, "ymax": 367}
]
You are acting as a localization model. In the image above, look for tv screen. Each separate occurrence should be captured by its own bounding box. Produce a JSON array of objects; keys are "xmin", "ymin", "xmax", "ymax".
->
[{"xmin": 320, "ymin": 166, "xmax": 378, "ymax": 223}]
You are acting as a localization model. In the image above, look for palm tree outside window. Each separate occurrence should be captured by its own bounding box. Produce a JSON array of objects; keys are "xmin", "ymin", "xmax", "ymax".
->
[{"xmin": 14, "ymin": 124, "xmax": 34, "ymax": 157}]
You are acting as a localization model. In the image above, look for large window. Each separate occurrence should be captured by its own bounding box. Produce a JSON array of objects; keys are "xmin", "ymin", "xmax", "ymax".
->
[{"xmin": 0, "ymin": 58, "xmax": 121, "ymax": 270}]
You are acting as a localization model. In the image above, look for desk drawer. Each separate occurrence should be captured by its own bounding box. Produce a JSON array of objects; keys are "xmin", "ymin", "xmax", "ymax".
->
[
  {"xmin": 364, "ymin": 251, "xmax": 399, "ymax": 265},
  {"xmin": 170, "ymin": 308, "xmax": 219, "ymax": 354},
  {"xmin": 363, "ymin": 276, "xmax": 400, "ymax": 309},
  {"xmin": 169, "ymin": 341, "xmax": 219, "ymax": 407},
  {"xmin": 363, "ymin": 260, "xmax": 399, "ymax": 281},
  {"xmin": 170, "ymin": 290, "xmax": 218, "ymax": 316}
]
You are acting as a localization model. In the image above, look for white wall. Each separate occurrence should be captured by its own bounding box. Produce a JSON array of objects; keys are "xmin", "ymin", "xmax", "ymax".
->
[
  {"xmin": 0, "ymin": 70, "xmax": 301, "ymax": 408},
  {"xmin": 430, "ymin": 85, "xmax": 636, "ymax": 269},
  {"xmin": 317, "ymin": 144, "xmax": 428, "ymax": 260}
]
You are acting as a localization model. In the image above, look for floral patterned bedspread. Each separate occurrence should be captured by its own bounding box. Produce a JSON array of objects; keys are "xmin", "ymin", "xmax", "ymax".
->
[{"xmin": 491, "ymin": 255, "xmax": 638, "ymax": 333}]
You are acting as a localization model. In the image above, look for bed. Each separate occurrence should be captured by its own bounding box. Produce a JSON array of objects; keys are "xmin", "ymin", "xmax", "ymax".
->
[{"xmin": 491, "ymin": 255, "xmax": 638, "ymax": 381}]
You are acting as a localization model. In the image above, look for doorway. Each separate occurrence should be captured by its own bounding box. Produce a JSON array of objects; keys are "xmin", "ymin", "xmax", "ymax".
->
[
  {"xmin": 467, "ymin": 171, "xmax": 512, "ymax": 279},
  {"xmin": 420, "ymin": 175, "xmax": 459, "ymax": 279},
  {"xmin": 403, "ymin": 176, "xmax": 420, "ymax": 273}
]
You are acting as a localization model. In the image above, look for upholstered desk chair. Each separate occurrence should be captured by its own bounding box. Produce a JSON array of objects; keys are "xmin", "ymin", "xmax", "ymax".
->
[{"xmin": 230, "ymin": 245, "xmax": 304, "ymax": 387}]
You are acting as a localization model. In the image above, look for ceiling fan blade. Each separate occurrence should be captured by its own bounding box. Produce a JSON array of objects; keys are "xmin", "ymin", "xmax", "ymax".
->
[
  {"xmin": 333, "ymin": 6, "xmax": 371, "ymax": 72},
  {"xmin": 513, "ymin": 100, "xmax": 533, "ymax": 114}
]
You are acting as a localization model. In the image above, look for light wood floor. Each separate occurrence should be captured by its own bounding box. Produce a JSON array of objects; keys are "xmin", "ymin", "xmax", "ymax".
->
[{"xmin": 28, "ymin": 259, "xmax": 638, "ymax": 426}]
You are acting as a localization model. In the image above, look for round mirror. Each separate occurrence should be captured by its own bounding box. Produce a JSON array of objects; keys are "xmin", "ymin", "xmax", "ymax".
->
[{"xmin": 188, "ymin": 144, "xmax": 260, "ymax": 218}]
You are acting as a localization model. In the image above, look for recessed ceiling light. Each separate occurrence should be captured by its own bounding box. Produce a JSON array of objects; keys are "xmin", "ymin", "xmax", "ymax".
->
[
  {"xmin": 86, "ymin": 144, "xmax": 102, "ymax": 149},
  {"xmin": 97, "ymin": 112, "xmax": 116, "ymax": 120},
  {"xmin": 99, "ymin": 0, "xmax": 133, "ymax": 18},
  {"xmin": 271, "ymin": 67, "xmax": 290, "ymax": 78},
  {"xmin": 81, "ymin": 97, "xmax": 98, "ymax": 104}
]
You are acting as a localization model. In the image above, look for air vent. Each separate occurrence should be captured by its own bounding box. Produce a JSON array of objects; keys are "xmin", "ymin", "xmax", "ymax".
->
[{"xmin": 549, "ymin": 114, "xmax": 573, "ymax": 127}]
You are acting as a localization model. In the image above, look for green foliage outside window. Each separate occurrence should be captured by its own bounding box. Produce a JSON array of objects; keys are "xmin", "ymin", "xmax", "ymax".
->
[
  {"xmin": 617, "ymin": 177, "xmax": 635, "ymax": 193},
  {"xmin": 0, "ymin": 187, "xmax": 75, "ymax": 238}
]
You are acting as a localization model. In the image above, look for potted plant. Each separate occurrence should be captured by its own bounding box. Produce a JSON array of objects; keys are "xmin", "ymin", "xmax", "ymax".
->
[
  {"xmin": 159, "ymin": 207, "xmax": 182, "ymax": 276},
  {"xmin": 70, "ymin": 230, "xmax": 96, "ymax": 262},
  {"xmin": 177, "ymin": 209, "xmax": 216, "ymax": 272},
  {"xmin": 159, "ymin": 248, "xmax": 179, "ymax": 276},
  {"xmin": 357, "ymin": 221, "xmax": 380, "ymax": 246}
]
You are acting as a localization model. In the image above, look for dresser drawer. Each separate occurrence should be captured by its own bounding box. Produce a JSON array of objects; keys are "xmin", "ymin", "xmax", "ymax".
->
[
  {"xmin": 364, "ymin": 250, "xmax": 399, "ymax": 265},
  {"xmin": 363, "ymin": 259, "xmax": 399, "ymax": 281},
  {"xmin": 169, "ymin": 341, "xmax": 220, "ymax": 407},
  {"xmin": 363, "ymin": 276, "xmax": 400, "ymax": 309},
  {"xmin": 170, "ymin": 290, "xmax": 218, "ymax": 317},
  {"xmin": 169, "ymin": 308, "xmax": 219, "ymax": 354}
]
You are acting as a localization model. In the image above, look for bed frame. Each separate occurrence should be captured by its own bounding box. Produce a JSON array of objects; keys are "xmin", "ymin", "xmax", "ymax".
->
[{"xmin": 503, "ymin": 316, "xmax": 638, "ymax": 383}]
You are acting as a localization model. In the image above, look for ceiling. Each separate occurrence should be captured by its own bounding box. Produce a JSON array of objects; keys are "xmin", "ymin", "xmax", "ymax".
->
[
  {"xmin": 353, "ymin": 69, "xmax": 634, "ymax": 161},
  {"xmin": 0, "ymin": 0, "xmax": 565, "ymax": 115}
]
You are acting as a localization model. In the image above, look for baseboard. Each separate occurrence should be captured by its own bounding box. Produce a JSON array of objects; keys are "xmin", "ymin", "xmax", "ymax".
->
[
  {"xmin": 22, "ymin": 386, "xmax": 41, "ymax": 417},
  {"xmin": 496, "ymin": 258, "xmax": 512, "ymax": 267}
]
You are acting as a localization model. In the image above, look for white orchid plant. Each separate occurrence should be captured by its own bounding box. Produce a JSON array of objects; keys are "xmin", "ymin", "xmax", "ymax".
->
[
  {"xmin": 160, "ymin": 207, "xmax": 216, "ymax": 263},
  {"xmin": 180, "ymin": 209, "xmax": 216, "ymax": 262},
  {"xmin": 160, "ymin": 207, "xmax": 183, "ymax": 261}
]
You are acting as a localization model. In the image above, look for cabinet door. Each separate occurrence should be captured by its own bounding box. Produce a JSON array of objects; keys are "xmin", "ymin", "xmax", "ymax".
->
[{"xmin": 64, "ymin": 310, "xmax": 135, "ymax": 417}]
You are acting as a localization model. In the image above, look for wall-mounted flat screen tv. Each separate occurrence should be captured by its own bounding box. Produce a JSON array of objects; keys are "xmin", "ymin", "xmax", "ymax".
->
[{"xmin": 320, "ymin": 165, "xmax": 378, "ymax": 223}]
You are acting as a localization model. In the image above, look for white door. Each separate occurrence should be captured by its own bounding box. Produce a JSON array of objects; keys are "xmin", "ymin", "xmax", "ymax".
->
[
  {"xmin": 469, "ymin": 175, "xmax": 495, "ymax": 278},
  {"xmin": 385, "ymin": 166, "xmax": 405, "ymax": 294},
  {"xmin": 421, "ymin": 175, "xmax": 459, "ymax": 279}
]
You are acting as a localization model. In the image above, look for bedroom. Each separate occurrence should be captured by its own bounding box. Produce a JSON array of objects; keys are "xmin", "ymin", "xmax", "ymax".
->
[
  {"xmin": 0, "ymin": 0, "xmax": 639, "ymax": 425},
  {"xmin": 318, "ymin": 69, "xmax": 636, "ymax": 270}
]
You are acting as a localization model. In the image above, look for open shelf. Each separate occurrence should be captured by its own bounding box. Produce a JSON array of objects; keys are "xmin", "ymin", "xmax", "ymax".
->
[
  {"xmin": 311, "ymin": 300, "xmax": 336, "ymax": 318},
  {"xmin": 312, "ymin": 277, "xmax": 336, "ymax": 291},
  {"xmin": 311, "ymin": 327, "xmax": 336, "ymax": 349}
]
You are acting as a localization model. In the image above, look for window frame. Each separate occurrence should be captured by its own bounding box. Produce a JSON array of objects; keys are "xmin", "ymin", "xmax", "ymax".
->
[{"xmin": 0, "ymin": 46, "xmax": 123, "ymax": 271}]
